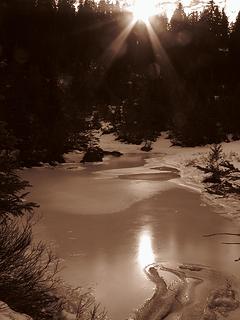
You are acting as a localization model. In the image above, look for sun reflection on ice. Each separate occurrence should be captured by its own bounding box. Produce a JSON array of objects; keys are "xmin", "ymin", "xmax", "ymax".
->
[{"xmin": 138, "ymin": 229, "xmax": 155, "ymax": 270}]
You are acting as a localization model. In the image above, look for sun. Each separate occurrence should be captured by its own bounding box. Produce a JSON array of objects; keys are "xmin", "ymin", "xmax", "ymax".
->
[{"xmin": 131, "ymin": 0, "xmax": 156, "ymax": 24}]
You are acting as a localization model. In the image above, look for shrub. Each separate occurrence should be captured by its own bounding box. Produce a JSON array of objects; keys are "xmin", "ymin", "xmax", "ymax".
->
[
  {"xmin": 196, "ymin": 144, "xmax": 240, "ymax": 195},
  {"xmin": 0, "ymin": 218, "xmax": 63, "ymax": 320},
  {"xmin": 0, "ymin": 167, "xmax": 38, "ymax": 220}
]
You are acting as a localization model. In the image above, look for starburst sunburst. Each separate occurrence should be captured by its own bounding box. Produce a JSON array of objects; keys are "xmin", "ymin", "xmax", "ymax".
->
[{"xmin": 131, "ymin": 0, "xmax": 157, "ymax": 24}]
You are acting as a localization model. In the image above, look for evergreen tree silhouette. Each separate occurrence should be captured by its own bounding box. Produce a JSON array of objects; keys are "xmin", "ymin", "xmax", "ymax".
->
[{"xmin": 170, "ymin": 2, "xmax": 187, "ymax": 32}]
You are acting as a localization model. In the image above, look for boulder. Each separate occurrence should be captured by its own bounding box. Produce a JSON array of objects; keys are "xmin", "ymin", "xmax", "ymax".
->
[
  {"xmin": 103, "ymin": 150, "xmax": 123, "ymax": 157},
  {"xmin": 81, "ymin": 147, "xmax": 104, "ymax": 163},
  {"xmin": 81, "ymin": 147, "xmax": 123, "ymax": 163}
]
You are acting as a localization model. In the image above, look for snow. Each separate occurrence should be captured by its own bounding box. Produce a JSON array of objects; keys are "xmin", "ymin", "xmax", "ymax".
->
[
  {"xmin": 100, "ymin": 133, "xmax": 146, "ymax": 154},
  {"xmin": 132, "ymin": 262, "xmax": 240, "ymax": 320},
  {"xmin": 63, "ymin": 132, "xmax": 240, "ymax": 221},
  {"xmin": 99, "ymin": 133, "xmax": 240, "ymax": 221},
  {"xmin": 63, "ymin": 150, "xmax": 84, "ymax": 164},
  {"xmin": 150, "ymin": 138, "xmax": 240, "ymax": 221}
]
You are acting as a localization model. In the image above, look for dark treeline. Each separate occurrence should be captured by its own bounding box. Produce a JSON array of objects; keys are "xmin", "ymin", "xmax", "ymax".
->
[{"xmin": 0, "ymin": 0, "xmax": 240, "ymax": 165}]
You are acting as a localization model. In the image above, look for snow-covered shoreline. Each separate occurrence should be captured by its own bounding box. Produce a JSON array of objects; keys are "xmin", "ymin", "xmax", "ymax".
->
[
  {"xmin": 63, "ymin": 133, "xmax": 240, "ymax": 222},
  {"xmin": 100, "ymin": 133, "xmax": 240, "ymax": 221}
]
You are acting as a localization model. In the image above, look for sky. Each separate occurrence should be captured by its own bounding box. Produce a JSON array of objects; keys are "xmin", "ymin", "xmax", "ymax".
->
[
  {"xmin": 119, "ymin": 0, "xmax": 240, "ymax": 21},
  {"xmin": 172, "ymin": 0, "xmax": 239, "ymax": 21}
]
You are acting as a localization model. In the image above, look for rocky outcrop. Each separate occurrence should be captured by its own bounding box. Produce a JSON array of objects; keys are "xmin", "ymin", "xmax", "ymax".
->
[{"xmin": 0, "ymin": 302, "xmax": 32, "ymax": 320}]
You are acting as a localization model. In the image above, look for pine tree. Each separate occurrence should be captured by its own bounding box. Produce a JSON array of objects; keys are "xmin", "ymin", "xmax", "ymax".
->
[
  {"xmin": 77, "ymin": 0, "xmax": 84, "ymax": 10},
  {"xmin": 170, "ymin": 2, "xmax": 187, "ymax": 32},
  {"xmin": 220, "ymin": 9, "xmax": 229, "ymax": 43},
  {"xmin": 200, "ymin": 0, "xmax": 215, "ymax": 28},
  {"xmin": 12, "ymin": 0, "xmax": 35, "ymax": 12},
  {"xmin": 58, "ymin": 0, "xmax": 75, "ymax": 14},
  {"xmin": 113, "ymin": 0, "xmax": 120, "ymax": 13},
  {"xmin": 232, "ymin": 11, "xmax": 240, "ymax": 33},
  {"xmin": 152, "ymin": 13, "xmax": 169, "ymax": 33},
  {"xmin": 228, "ymin": 11, "xmax": 240, "ymax": 136},
  {"xmin": 199, "ymin": 0, "xmax": 228, "ymax": 42},
  {"xmin": 83, "ymin": 0, "xmax": 97, "ymax": 12},
  {"xmin": 98, "ymin": 0, "xmax": 108, "ymax": 14},
  {"xmin": 230, "ymin": 11, "xmax": 240, "ymax": 57},
  {"xmin": 0, "ymin": 122, "xmax": 37, "ymax": 219},
  {"xmin": 36, "ymin": 0, "xmax": 57, "ymax": 11},
  {"xmin": 188, "ymin": 11, "xmax": 199, "ymax": 25}
]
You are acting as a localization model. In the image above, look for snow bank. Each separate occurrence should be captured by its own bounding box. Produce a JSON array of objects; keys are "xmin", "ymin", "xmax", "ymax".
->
[
  {"xmin": 99, "ymin": 133, "xmax": 240, "ymax": 221},
  {"xmin": 152, "ymin": 139, "xmax": 240, "ymax": 221}
]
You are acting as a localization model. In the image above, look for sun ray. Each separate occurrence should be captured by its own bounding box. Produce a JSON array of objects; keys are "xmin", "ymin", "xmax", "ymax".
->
[
  {"xmin": 142, "ymin": 19, "xmax": 185, "ymax": 108},
  {"xmin": 102, "ymin": 20, "xmax": 136, "ymax": 68},
  {"xmin": 146, "ymin": 21, "xmax": 178, "ymax": 84},
  {"xmin": 101, "ymin": 3, "xmax": 180, "ymax": 95}
]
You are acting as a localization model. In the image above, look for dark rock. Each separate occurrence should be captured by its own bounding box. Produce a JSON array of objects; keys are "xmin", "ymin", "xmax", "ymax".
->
[
  {"xmin": 103, "ymin": 150, "xmax": 123, "ymax": 157},
  {"xmin": 81, "ymin": 147, "xmax": 104, "ymax": 163}
]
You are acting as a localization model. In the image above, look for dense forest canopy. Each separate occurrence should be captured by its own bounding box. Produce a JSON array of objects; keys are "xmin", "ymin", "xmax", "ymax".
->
[{"xmin": 0, "ymin": 0, "xmax": 240, "ymax": 165}]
